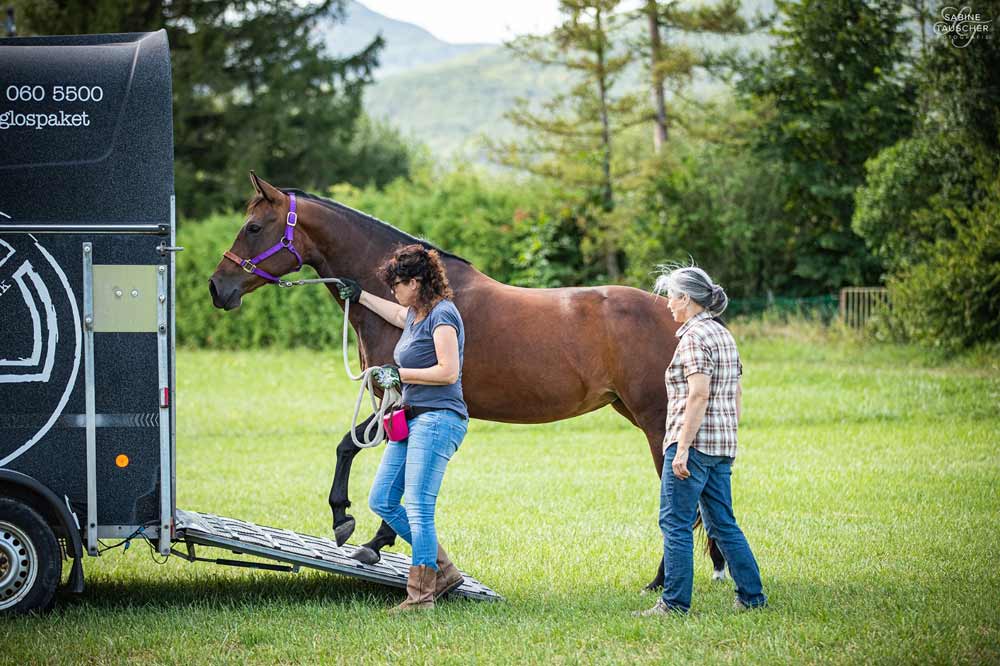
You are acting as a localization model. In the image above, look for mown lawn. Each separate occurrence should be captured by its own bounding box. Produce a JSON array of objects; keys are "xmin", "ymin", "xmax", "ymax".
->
[{"xmin": 3, "ymin": 329, "xmax": 999, "ymax": 665}]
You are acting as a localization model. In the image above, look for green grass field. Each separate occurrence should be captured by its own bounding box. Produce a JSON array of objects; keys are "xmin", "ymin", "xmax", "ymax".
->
[{"xmin": 4, "ymin": 328, "xmax": 999, "ymax": 665}]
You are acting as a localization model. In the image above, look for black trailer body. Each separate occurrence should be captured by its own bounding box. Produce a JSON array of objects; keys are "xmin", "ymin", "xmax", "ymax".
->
[
  {"xmin": 0, "ymin": 31, "xmax": 498, "ymax": 613},
  {"xmin": 0, "ymin": 31, "xmax": 177, "ymax": 611},
  {"xmin": 0, "ymin": 29, "xmax": 176, "ymax": 552}
]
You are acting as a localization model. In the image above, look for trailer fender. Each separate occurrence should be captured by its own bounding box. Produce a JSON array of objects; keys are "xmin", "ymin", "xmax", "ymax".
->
[{"xmin": 0, "ymin": 469, "xmax": 85, "ymax": 593}]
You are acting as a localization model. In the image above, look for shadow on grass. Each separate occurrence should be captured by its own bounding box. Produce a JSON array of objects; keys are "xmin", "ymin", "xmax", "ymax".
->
[{"xmin": 54, "ymin": 571, "xmax": 407, "ymax": 613}]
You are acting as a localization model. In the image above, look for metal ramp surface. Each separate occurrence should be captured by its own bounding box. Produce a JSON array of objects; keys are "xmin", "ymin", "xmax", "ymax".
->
[{"xmin": 174, "ymin": 510, "xmax": 500, "ymax": 601}]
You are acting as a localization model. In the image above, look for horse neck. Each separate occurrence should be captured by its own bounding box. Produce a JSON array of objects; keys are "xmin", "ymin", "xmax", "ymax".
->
[
  {"xmin": 298, "ymin": 200, "xmax": 409, "ymax": 357},
  {"xmin": 300, "ymin": 198, "xmax": 488, "ymax": 293},
  {"xmin": 299, "ymin": 196, "xmax": 493, "ymax": 311},
  {"xmin": 300, "ymin": 201, "xmax": 396, "ymax": 292}
]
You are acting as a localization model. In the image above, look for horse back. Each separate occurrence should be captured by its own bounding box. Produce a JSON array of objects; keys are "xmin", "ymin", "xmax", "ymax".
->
[{"xmin": 450, "ymin": 277, "xmax": 679, "ymax": 423}]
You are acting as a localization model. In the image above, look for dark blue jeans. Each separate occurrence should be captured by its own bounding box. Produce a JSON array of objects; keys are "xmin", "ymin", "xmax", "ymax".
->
[{"xmin": 660, "ymin": 443, "xmax": 767, "ymax": 612}]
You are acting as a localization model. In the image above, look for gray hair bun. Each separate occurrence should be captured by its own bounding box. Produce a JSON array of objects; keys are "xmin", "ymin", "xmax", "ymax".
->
[
  {"xmin": 707, "ymin": 284, "xmax": 728, "ymax": 316},
  {"xmin": 652, "ymin": 263, "xmax": 729, "ymax": 317}
]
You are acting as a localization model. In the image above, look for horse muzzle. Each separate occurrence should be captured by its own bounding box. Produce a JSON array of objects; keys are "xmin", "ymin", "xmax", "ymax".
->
[{"xmin": 209, "ymin": 276, "xmax": 243, "ymax": 311}]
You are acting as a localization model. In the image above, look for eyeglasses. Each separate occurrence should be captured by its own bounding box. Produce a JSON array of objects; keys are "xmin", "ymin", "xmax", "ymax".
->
[{"xmin": 391, "ymin": 278, "xmax": 419, "ymax": 291}]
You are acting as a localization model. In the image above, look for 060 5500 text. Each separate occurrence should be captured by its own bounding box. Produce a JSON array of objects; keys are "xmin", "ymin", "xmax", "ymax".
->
[{"xmin": 5, "ymin": 85, "xmax": 104, "ymax": 102}]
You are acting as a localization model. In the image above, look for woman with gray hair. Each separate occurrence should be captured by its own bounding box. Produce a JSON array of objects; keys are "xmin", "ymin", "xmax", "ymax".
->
[{"xmin": 636, "ymin": 264, "xmax": 767, "ymax": 615}]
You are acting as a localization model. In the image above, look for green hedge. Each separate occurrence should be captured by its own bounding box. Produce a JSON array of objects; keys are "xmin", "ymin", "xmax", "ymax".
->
[
  {"xmin": 175, "ymin": 212, "xmax": 847, "ymax": 348},
  {"xmin": 886, "ymin": 175, "xmax": 1000, "ymax": 350},
  {"xmin": 175, "ymin": 214, "xmax": 345, "ymax": 349}
]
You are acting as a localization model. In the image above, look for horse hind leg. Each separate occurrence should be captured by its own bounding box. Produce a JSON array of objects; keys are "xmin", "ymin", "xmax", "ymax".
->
[
  {"xmin": 709, "ymin": 539, "xmax": 727, "ymax": 581},
  {"xmin": 610, "ymin": 400, "xmax": 666, "ymax": 591},
  {"xmin": 642, "ymin": 509, "xmax": 726, "ymax": 591},
  {"xmin": 612, "ymin": 398, "xmax": 727, "ymax": 590},
  {"xmin": 644, "ymin": 559, "xmax": 665, "ymax": 592},
  {"xmin": 699, "ymin": 506, "xmax": 728, "ymax": 581}
]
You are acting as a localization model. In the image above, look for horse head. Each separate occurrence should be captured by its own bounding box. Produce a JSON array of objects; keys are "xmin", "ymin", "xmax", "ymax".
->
[{"xmin": 209, "ymin": 172, "xmax": 318, "ymax": 310}]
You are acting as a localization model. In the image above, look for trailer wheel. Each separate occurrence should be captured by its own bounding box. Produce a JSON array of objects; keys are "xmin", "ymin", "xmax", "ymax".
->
[{"xmin": 0, "ymin": 498, "xmax": 61, "ymax": 614}]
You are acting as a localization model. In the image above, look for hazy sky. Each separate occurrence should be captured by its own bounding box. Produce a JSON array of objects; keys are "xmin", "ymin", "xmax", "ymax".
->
[{"xmin": 359, "ymin": 0, "xmax": 566, "ymax": 44}]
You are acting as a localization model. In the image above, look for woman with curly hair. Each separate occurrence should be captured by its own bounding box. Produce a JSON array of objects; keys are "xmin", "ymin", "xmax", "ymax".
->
[{"xmin": 336, "ymin": 243, "xmax": 468, "ymax": 612}]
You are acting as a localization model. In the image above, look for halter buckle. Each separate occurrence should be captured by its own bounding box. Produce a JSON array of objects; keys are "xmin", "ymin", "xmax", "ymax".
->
[
  {"xmin": 241, "ymin": 259, "xmax": 257, "ymax": 273},
  {"xmin": 286, "ymin": 211, "xmax": 298, "ymax": 227}
]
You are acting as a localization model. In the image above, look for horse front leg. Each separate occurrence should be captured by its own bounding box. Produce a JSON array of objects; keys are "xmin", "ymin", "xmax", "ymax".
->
[
  {"xmin": 348, "ymin": 520, "xmax": 398, "ymax": 564},
  {"xmin": 328, "ymin": 414, "xmax": 377, "ymax": 546}
]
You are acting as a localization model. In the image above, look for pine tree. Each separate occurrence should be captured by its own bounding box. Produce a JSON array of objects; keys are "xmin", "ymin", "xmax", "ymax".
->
[
  {"xmin": 491, "ymin": 0, "xmax": 645, "ymax": 280},
  {"xmin": 638, "ymin": 0, "xmax": 749, "ymax": 152}
]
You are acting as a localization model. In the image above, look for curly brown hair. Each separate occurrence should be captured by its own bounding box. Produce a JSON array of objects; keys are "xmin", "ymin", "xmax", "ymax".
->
[{"xmin": 376, "ymin": 243, "xmax": 454, "ymax": 314}]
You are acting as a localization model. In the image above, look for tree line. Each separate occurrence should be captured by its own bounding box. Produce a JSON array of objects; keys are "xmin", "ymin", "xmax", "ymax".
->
[
  {"xmin": 488, "ymin": 0, "xmax": 999, "ymax": 349},
  {"xmin": 14, "ymin": 0, "xmax": 999, "ymax": 350}
]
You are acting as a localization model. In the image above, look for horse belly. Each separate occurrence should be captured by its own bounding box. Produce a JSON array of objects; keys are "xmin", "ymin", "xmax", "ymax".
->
[{"xmin": 461, "ymin": 339, "xmax": 614, "ymax": 424}]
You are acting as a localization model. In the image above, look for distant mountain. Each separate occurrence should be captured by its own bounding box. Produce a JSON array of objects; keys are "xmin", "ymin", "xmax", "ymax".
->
[
  {"xmin": 324, "ymin": 1, "xmax": 774, "ymax": 160},
  {"xmin": 321, "ymin": 1, "xmax": 493, "ymax": 78},
  {"xmin": 363, "ymin": 45, "xmax": 574, "ymax": 159}
]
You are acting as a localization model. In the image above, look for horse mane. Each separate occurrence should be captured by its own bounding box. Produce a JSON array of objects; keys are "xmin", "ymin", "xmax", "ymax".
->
[{"xmin": 247, "ymin": 189, "xmax": 471, "ymax": 266}]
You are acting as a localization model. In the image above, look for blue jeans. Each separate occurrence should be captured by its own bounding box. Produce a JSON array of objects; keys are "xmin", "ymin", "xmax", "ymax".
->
[
  {"xmin": 368, "ymin": 409, "xmax": 468, "ymax": 569},
  {"xmin": 660, "ymin": 443, "xmax": 767, "ymax": 612}
]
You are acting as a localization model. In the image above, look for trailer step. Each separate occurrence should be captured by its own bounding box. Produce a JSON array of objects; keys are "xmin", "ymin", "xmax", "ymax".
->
[{"xmin": 174, "ymin": 509, "xmax": 500, "ymax": 601}]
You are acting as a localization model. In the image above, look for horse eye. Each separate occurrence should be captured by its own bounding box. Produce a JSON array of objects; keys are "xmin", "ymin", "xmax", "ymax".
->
[{"xmin": 247, "ymin": 224, "xmax": 262, "ymax": 234}]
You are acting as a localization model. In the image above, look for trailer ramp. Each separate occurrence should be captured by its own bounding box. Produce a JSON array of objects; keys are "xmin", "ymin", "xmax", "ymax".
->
[{"xmin": 174, "ymin": 510, "xmax": 500, "ymax": 601}]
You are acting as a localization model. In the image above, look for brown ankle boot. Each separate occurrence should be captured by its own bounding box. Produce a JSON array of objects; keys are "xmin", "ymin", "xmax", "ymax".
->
[
  {"xmin": 435, "ymin": 544, "xmax": 465, "ymax": 600},
  {"xmin": 389, "ymin": 565, "xmax": 436, "ymax": 613}
]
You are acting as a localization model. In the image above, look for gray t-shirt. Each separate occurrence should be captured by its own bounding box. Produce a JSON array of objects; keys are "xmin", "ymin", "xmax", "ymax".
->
[{"xmin": 393, "ymin": 299, "xmax": 468, "ymax": 419}]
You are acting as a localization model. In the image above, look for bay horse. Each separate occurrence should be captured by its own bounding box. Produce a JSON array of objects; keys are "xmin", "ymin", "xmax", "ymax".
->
[{"xmin": 208, "ymin": 173, "xmax": 726, "ymax": 589}]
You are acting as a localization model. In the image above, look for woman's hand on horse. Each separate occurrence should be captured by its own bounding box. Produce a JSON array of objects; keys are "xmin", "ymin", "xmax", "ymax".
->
[
  {"xmin": 338, "ymin": 278, "xmax": 362, "ymax": 303},
  {"xmin": 374, "ymin": 365, "xmax": 401, "ymax": 390},
  {"xmin": 672, "ymin": 447, "xmax": 691, "ymax": 480}
]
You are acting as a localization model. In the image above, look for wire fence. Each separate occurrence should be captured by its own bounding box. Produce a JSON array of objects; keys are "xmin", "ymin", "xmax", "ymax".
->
[{"xmin": 726, "ymin": 294, "xmax": 840, "ymax": 322}]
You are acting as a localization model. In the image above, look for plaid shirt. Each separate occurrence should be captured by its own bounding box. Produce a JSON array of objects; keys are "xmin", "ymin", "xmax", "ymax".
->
[{"xmin": 664, "ymin": 311, "xmax": 742, "ymax": 458}]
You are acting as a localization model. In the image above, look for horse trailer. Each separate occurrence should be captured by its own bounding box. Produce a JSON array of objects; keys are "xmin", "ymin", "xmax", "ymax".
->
[{"xmin": 0, "ymin": 30, "xmax": 497, "ymax": 614}]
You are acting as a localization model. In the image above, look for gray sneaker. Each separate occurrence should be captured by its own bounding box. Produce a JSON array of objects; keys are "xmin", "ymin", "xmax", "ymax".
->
[
  {"xmin": 633, "ymin": 599, "xmax": 671, "ymax": 617},
  {"xmin": 632, "ymin": 597, "xmax": 686, "ymax": 617}
]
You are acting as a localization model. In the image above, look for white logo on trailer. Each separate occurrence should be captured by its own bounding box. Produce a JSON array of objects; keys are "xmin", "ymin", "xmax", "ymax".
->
[
  {"xmin": 0, "ymin": 234, "xmax": 82, "ymax": 466},
  {"xmin": 0, "ymin": 239, "xmax": 57, "ymax": 380}
]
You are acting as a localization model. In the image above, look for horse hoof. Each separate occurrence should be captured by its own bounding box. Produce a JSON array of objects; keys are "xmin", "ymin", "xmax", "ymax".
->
[
  {"xmin": 333, "ymin": 516, "xmax": 356, "ymax": 547},
  {"xmin": 350, "ymin": 546, "xmax": 381, "ymax": 565},
  {"xmin": 711, "ymin": 568, "xmax": 728, "ymax": 582},
  {"xmin": 641, "ymin": 581, "xmax": 662, "ymax": 594}
]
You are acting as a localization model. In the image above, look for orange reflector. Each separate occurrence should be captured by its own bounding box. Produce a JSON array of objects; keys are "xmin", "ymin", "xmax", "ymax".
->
[{"xmin": 115, "ymin": 454, "xmax": 129, "ymax": 468}]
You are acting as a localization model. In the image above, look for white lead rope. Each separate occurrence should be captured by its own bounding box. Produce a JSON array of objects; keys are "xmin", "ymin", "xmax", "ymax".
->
[{"xmin": 279, "ymin": 276, "xmax": 402, "ymax": 448}]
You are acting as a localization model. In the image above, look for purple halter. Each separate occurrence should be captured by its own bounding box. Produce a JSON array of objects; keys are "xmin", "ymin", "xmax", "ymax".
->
[{"xmin": 223, "ymin": 193, "xmax": 303, "ymax": 283}]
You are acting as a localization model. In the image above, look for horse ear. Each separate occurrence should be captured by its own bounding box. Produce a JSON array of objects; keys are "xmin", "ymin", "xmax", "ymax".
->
[
  {"xmin": 249, "ymin": 171, "xmax": 283, "ymax": 204},
  {"xmin": 249, "ymin": 170, "xmax": 264, "ymax": 196}
]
